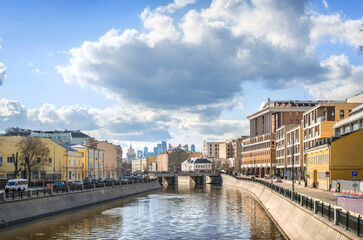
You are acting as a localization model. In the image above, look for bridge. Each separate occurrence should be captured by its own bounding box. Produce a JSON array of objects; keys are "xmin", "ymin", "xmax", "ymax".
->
[{"xmin": 155, "ymin": 172, "xmax": 220, "ymax": 186}]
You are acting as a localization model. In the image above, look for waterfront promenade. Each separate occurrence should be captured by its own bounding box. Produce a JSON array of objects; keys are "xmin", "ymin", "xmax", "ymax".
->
[{"xmin": 256, "ymin": 177, "xmax": 348, "ymax": 206}]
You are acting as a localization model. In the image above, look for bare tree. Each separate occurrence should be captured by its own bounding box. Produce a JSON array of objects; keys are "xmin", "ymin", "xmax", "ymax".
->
[
  {"xmin": 12, "ymin": 152, "xmax": 22, "ymax": 178},
  {"xmin": 17, "ymin": 138, "xmax": 50, "ymax": 183}
]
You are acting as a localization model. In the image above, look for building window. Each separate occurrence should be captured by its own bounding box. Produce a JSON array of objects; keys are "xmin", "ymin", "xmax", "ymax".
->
[
  {"xmin": 290, "ymin": 119, "xmax": 293, "ymax": 124},
  {"xmin": 340, "ymin": 110, "xmax": 344, "ymax": 118},
  {"xmin": 7, "ymin": 157, "xmax": 14, "ymax": 163},
  {"xmin": 49, "ymin": 158, "xmax": 52, "ymax": 164},
  {"xmin": 0, "ymin": 157, "xmax": 2, "ymax": 165},
  {"xmin": 33, "ymin": 171, "xmax": 39, "ymax": 179},
  {"xmin": 69, "ymin": 171, "xmax": 72, "ymax": 179},
  {"xmin": 37, "ymin": 158, "xmax": 41, "ymax": 163}
]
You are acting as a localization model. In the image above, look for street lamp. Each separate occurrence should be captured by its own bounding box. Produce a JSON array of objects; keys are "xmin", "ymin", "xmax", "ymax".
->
[{"xmin": 292, "ymin": 132, "xmax": 295, "ymax": 194}]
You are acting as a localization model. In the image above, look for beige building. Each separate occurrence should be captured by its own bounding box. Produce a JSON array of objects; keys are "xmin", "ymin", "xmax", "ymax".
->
[
  {"xmin": 219, "ymin": 141, "xmax": 232, "ymax": 159},
  {"xmin": 97, "ymin": 141, "xmax": 123, "ymax": 178},
  {"xmin": 242, "ymin": 100, "xmax": 318, "ymax": 177},
  {"xmin": 203, "ymin": 141, "xmax": 224, "ymax": 158},
  {"xmin": 157, "ymin": 150, "xmax": 189, "ymax": 172},
  {"xmin": 132, "ymin": 158, "xmax": 147, "ymax": 172}
]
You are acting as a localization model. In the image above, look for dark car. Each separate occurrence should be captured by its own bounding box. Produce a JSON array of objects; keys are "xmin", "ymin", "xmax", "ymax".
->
[{"xmin": 84, "ymin": 179, "xmax": 91, "ymax": 184}]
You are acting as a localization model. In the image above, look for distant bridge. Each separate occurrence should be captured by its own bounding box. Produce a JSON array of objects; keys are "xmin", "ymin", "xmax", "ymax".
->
[{"xmin": 155, "ymin": 172, "xmax": 220, "ymax": 186}]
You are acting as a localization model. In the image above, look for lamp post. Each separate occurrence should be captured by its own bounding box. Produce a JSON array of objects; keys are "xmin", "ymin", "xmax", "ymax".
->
[{"xmin": 292, "ymin": 133, "xmax": 295, "ymax": 194}]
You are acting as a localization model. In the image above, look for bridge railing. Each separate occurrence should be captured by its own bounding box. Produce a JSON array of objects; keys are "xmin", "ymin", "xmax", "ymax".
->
[
  {"xmin": 230, "ymin": 174, "xmax": 363, "ymax": 237},
  {"xmin": 0, "ymin": 178, "xmax": 158, "ymax": 203}
]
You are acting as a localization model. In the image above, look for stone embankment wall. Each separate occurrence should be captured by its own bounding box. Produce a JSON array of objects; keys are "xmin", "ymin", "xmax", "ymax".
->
[
  {"xmin": 221, "ymin": 174, "xmax": 357, "ymax": 240},
  {"xmin": 0, "ymin": 181, "xmax": 161, "ymax": 228}
]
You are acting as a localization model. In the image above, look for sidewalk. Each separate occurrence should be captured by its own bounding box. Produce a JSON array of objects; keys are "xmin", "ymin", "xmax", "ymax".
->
[{"xmin": 257, "ymin": 177, "xmax": 352, "ymax": 206}]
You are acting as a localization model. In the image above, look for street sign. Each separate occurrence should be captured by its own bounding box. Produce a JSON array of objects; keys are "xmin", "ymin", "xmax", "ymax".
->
[
  {"xmin": 352, "ymin": 171, "xmax": 358, "ymax": 177},
  {"xmin": 305, "ymin": 174, "xmax": 309, "ymax": 178},
  {"xmin": 325, "ymin": 171, "xmax": 330, "ymax": 177},
  {"xmin": 270, "ymin": 170, "xmax": 274, "ymax": 175}
]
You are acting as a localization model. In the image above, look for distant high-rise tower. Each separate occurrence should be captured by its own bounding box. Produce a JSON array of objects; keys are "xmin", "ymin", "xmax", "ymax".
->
[
  {"xmin": 184, "ymin": 144, "xmax": 189, "ymax": 151},
  {"xmin": 161, "ymin": 141, "xmax": 167, "ymax": 152},
  {"xmin": 126, "ymin": 143, "xmax": 136, "ymax": 161},
  {"xmin": 144, "ymin": 147, "xmax": 148, "ymax": 157},
  {"xmin": 168, "ymin": 143, "xmax": 172, "ymax": 150},
  {"xmin": 153, "ymin": 147, "xmax": 158, "ymax": 156},
  {"xmin": 157, "ymin": 143, "xmax": 162, "ymax": 154},
  {"xmin": 137, "ymin": 150, "xmax": 143, "ymax": 158},
  {"xmin": 191, "ymin": 144, "xmax": 196, "ymax": 152}
]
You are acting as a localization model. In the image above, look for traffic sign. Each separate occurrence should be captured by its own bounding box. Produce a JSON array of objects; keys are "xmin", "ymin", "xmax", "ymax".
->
[
  {"xmin": 305, "ymin": 174, "xmax": 309, "ymax": 178},
  {"xmin": 352, "ymin": 171, "xmax": 358, "ymax": 177},
  {"xmin": 270, "ymin": 170, "xmax": 274, "ymax": 175},
  {"xmin": 325, "ymin": 171, "xmax": 330, "ymax": 177}
]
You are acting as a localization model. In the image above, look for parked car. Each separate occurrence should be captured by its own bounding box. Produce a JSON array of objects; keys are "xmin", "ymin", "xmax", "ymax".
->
[
  {"xmin": 98, "ymin": 177, "xmax": 105, "ymax": 183},
  {"xmin": 264, "ymin": 174, "xmax": 271, "ymax": 179},
  {"xmin": 5, "ymin": 179, "xmax": 28, "ymax": 192},
  {"xmin": 92, "ymin": 179, "xmax": 98, "ymax": 184},
  {"xmin": 53, "ymin": 181, "xmax": 66, "ymax": 188},
  {"xmin": 75, "ymin": 180, "xmax": 83, "ymax": 185},
  {"xmin": 275, "ymin": 177, "xmax": 282, "ymax": 182},
  {"xmin": 121, "ymin": 176, "xmax": 129, "ymax": 183},
  {"xmin": 106, "ymin": 178, "xmax": 115, "ymax": 183},
  {"xmin": 84, "ymin": 179, "xmax": 91, "ymax": 185}
]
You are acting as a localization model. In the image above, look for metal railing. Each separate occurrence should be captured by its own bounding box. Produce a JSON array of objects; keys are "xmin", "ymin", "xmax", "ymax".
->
[
  {"xmin": 0, "ymin": 178, "xmax": 157, "ymax": 202},
  {"xmin": 232, "ymin": 174, "xmax": 362, "ymax": 237}
]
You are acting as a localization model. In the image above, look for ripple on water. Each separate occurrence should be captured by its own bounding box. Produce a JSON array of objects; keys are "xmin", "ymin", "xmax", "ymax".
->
[{"xmin": 0, "ymin": 185, "xmax": 285, "ymax": 240}]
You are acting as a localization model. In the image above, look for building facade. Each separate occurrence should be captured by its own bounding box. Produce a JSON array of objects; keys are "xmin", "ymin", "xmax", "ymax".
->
[
  {"xmin": 334, "ymin": 104, "xmax": 363, "ymax": 136},
  {"xmin": 203, "ymin": 141, "xmax": 224, "ymax": 158},
  {"xmin": 72, "ymin": 145, "xmax": 104, "ymax": 180},
  {"xmin": 241, "ymin": 100, "xmax": 318, "ymax": 177},
  {"xmin": 0, "ymin": 136, "xmax": 83, "ymax": 183},
  {"xmin": 97, "ymin": 141, "xmax": 123, "ymax": 178},
  {"xmin": 181, "ymin": 158, "xmax": 212, "ymax": 172},
  {"xmin": 156, "ymin": 150, "xmax": 189, "ymax": 172}
]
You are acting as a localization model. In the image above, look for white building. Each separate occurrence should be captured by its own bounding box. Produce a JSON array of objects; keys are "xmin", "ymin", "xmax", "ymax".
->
[
  {"xmin": 334, "ymin": 104, "xmax": 363, "ymax": 136},
  {"xmin": 181, "ymin": 158, "xmax": 212, "ymax": 172},
  {"xmin": 132, "ymin": 158, "xmax": 147, "ymax": 172}
]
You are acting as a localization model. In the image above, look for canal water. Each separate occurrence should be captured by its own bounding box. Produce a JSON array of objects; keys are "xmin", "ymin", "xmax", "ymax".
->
[{"xmin": 0, "ymin": 185, "xmax": 286, "ymax": 240}]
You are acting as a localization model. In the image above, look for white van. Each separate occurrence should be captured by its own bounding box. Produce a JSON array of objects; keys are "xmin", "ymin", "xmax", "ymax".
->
[{"xmin": 5, "ymin": 179, "xmax": 28, "ymax": 192}]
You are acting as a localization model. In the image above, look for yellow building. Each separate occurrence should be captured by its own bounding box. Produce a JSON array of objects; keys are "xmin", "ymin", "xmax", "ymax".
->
[
  {"xmin": 72, "ymin": 145, "xmax": 104, "ymax": 180},
  {"xmin": 330, "ymin": 129, "xmax": 363, "ymax": 181},
  {"xmin": 0, "ymin": 136, "xmax": 83, "ymax": 183},
  {"xmin": 306, "ymin": 129, "xmax": 363, "ymax": 190},
  {"xmin": 306, "ymin": 143, "xmax": 330, "ymax": 190}
]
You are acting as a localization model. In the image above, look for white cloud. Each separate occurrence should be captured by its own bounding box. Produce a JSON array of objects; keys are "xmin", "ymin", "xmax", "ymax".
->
[
  {"xmin": 51, "ymin": 0, "xmax": 363, "ymax": 145},
  {"xmin": 310, "ymin": 13, "xmax": 363, "ymax": 47},
  {"xmin": 0, "ymin": 62, "xmax": 6, "ymax": 85},
  {"xmin": 322, "ymin": 0, "xmax": 328, "ymax": 9},
  {"xmin": 156, "ymin": 0, "xmax": 196, "ymax": 13},
  {"xmin": 305, "ymin": 55, "xmax": 363, "ymax": 100}
]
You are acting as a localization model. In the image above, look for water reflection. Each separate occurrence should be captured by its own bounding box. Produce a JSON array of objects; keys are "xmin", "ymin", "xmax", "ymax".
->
[{"xmin": 0, "ymin": 184, "xmax": 285, "ymax": 240}]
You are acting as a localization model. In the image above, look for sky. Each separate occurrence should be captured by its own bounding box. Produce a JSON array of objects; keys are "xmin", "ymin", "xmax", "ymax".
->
[{"xmin": 0, "ymin": 0, "xmax": 362, "ymax": 153}]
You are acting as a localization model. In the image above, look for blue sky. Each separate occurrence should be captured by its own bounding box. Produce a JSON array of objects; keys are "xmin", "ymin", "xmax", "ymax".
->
[{"xmin": 0, "ymin": 0, "xmax": 362, "ymax": 153}]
